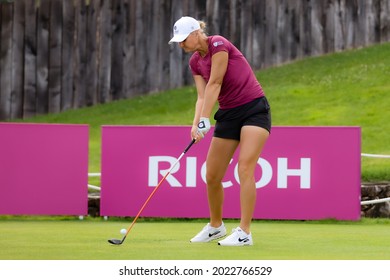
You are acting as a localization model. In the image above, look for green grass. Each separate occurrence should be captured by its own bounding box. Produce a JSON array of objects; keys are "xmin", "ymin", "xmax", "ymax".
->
[
  {"xmin": 12, "ymin": 42, "xmax": 390, "ymax": 182},
  {"xmin": 1, "ymin": 218, "xmax": 390, "ymax": 260}
]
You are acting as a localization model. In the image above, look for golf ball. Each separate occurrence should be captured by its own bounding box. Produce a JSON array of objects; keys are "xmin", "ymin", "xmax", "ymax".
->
[{"xmin": 120, "ymin": 228, "xmax": 127, "ymax": 235}]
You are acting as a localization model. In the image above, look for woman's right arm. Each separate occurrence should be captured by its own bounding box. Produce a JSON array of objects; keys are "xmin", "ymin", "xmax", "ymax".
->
[{"xmin": 191, "ymin": 75, "xmax": 207, "ymax": 142}]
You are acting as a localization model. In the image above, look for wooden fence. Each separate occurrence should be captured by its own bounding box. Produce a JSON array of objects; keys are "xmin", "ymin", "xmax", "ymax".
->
[{"xmin": 0, "ymin": 0, "xmax": 389, "ymax": 120}]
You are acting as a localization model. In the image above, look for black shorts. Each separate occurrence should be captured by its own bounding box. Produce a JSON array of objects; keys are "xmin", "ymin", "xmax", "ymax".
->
[{"xmin": 213, "ymin": 97, "xmax": 271, "ymax": 141}]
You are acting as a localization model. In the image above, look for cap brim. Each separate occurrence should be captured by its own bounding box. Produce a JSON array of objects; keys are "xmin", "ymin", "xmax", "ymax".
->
[{"xmin": 168, "ymin": 34, "xmax": 189, "ymax": 44}]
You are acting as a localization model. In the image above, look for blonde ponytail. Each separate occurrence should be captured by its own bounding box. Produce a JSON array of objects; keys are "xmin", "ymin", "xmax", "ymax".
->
[{"xmin": 198, "ymin": 21, "xmax": 207, "ymax": 35}]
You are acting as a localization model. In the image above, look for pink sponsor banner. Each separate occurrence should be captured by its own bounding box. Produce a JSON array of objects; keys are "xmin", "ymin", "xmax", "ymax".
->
[
  {"xmin": 100, "ymin": 126, "xmax": 361, "ymax": 220},
  {"xmin": 0, "ymin": 123, "xmax": 89, "ymax": 215}
]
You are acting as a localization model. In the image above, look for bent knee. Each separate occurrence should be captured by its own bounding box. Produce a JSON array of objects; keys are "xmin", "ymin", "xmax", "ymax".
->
[
  {"xmin": 205, "ymin": 173, "xmax": 224, "ymax": 188},
  {"xmin": 238, "ymin": 162, "xmax": 252, "ymax": 174},
  {"xmin": 237, "ymin": 162, "xmax": 256, "ymax": 181}
]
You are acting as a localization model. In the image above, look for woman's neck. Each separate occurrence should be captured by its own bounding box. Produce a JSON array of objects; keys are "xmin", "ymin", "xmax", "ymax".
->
[{"xmin": 197, "ymin": 35, "xmax": 209, "ymax": 57}]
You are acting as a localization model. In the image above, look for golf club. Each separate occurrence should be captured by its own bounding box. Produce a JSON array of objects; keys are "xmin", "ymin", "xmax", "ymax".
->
[{"xmin": 108, "ymin": 138, "xmax": 196, "ymax": 245}]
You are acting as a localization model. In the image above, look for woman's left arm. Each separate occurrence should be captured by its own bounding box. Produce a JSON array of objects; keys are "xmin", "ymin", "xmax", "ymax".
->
[{"xmin": 200, "ymin": 51, "xmax": 228, "ymax": 119}]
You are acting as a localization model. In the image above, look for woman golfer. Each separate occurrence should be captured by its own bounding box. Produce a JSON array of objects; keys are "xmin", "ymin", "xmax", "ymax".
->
[{"xmin": 169, "ymin": 16, "xmax": 271, "ymax": 246}]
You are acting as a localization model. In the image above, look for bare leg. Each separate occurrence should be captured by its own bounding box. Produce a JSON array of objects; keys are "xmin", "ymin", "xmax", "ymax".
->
[
  {"xmin": 205, "ymin": 137, "xmax": 239, "ymax": 227},
  {"xmin": 237, "ymin": 126, "xmax": 269, "ymax": 234}
]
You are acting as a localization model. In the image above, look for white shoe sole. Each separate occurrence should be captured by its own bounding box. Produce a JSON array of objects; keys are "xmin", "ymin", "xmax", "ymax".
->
[
  {"xmin": 190, "ymin": 232, "xmax": 227, "ymax": 243},
  {"xmin": 218, "ymin": 240, "xmax": 253, "ymax": 246}
]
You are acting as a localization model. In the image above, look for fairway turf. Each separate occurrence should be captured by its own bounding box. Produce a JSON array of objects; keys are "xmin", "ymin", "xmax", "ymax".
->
[{"xmin": 0, "ymin": 218, "xmax": 389, "ymax": 260}]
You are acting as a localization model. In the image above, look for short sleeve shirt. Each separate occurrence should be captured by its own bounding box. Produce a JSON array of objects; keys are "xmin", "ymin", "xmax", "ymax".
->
[{"xmin": 189, "ymin": 35, "xmax": 264, "ymax": 109}]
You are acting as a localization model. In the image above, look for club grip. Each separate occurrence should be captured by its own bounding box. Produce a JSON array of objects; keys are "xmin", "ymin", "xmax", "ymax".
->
[{"xmin": 183, "ymin": 139, "xmax": 196, "ymax": 154}]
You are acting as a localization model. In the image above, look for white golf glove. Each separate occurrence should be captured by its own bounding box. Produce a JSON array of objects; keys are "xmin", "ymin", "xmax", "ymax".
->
[{"xmin": 197, "ymin": 117, "xmax": 210, "ymax": 138}]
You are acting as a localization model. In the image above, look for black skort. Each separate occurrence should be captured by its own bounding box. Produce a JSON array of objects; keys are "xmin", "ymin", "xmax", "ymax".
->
[{"xmin": 213, "ymin": 97, "xmax": 271, "ymax": 141}]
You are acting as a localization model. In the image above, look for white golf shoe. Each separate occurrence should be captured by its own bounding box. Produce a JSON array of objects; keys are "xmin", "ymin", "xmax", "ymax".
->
[
  {"xmin": 218, "ymin": 227, "xmax": 253, "ymax": 246},
  {"xmin": 190, "ymin": 222, "xmax": 227, "ymax": 243}
]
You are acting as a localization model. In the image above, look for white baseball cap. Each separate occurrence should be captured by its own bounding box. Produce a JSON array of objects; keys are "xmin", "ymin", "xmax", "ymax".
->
[{"xmin": 169, "ymin": 16, "xmax": 200, "ymax": 44}]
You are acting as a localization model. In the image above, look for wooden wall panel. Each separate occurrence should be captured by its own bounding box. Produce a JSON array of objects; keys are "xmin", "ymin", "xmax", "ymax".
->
[{"xmin": 0, "ymin": 0, "xmax": 389, "ymax": 120}]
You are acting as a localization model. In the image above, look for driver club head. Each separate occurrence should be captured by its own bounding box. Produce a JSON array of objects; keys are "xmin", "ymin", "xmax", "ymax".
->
[{"xmin": 108, "ymin": 239, "xmax": 123, "ymax": 245}]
